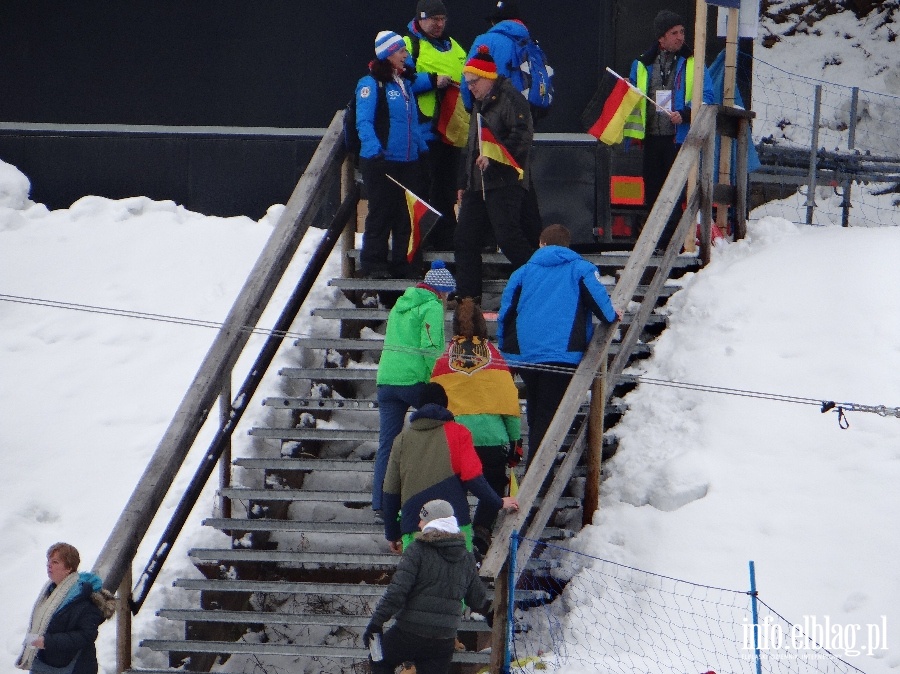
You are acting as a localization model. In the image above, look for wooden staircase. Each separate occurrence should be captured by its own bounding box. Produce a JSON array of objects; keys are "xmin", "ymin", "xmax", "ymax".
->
[{"xmin": 135, "ymin": 248, "xmax": 698, "ymax": 674}]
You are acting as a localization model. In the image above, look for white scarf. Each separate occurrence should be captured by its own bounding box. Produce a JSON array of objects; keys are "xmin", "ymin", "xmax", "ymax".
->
[
  {"xmin": 15, "ymin": 572, "xmax": 80, "ymax": 671},
  {"xmin": 422, "ymin": 516, "xmax": 460, "ymax": 534}
]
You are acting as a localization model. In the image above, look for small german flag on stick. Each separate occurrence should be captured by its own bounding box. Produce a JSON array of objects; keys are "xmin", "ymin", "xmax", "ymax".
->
[
  {"xmin": 387, "ymin": 175, "xmax": 442, "ymax": 262},
  {"xmin": 478, "ymin": 114, "xmax": 524, "ymax": 180}
]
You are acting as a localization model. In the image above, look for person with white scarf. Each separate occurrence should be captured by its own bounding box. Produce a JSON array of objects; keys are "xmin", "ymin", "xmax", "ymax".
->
[
  {"xmin": 362, "ymin": 500, "xmax": 492, "ymax": 673},
  {"xmin": 16, "ymin": 543, "xmax": 114, "ymax": 674}
]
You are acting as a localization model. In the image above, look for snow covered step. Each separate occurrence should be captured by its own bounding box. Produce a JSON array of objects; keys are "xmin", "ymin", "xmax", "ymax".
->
[
  {"xmin": 260, "ymin": 395, "xmax": 630, "ymax": 416},
  {"xmin": 344, "ymin": 248, "xmax": 701, "ymax": 270},
  {"xmin": 187, "ymin": 547, "xmax": 555, "ymax": 571},
  {"xmin": 174, "ymin": 578, "xmax": 388, "ymax": 595},
  {"xmin": 156, "ymin": 609, "xmax": 492, "ymax": 632},
  {"xmin": 328, "ymin": 277, "xmax": 680, "ymax": 298},
  {"xmin": 234, "ymin": 458, "xmax": 374, "ymax": 472},
  {"xmin": 202, "ymin": 517, "xmax": 574, "ymax": 540},
  {"xmin": 291, "ymin": 336, "xmax": 650, "ymax": 357},
  {"xmin": 311, "ymin": 306, "xmax": 664, "ymax": 325},
  {"xmin": 247, "ymin": 426, "xmax": 579, "ymax": 445},
  {"xmin": 276, "ymin": 366, "xmax": 379, "ymax": 381},
  {"xmin": 139, "ymin": 640, "xmax": 490, "ymax": 664},
  {"xmin": 217, "ymin": 488, "xmax": 579, "ymax": 509}
]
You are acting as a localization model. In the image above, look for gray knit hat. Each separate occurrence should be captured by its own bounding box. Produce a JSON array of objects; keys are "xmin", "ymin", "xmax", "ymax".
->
[
  {"xmin": 419, "ymin": 499, "xmax": 455, "ymax": 524},
  {"xmin": 654, "ymin": 10, "xmax": 685, "ymax": 39},
  {"xmin": 423, "ymin": 260, "xmax": 456, "ymax": 293}
]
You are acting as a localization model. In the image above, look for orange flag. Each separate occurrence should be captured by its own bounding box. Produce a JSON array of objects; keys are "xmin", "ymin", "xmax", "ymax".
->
[{"xmin": 478, "ymin": 115, "xmax": 524, "ymax": 180}]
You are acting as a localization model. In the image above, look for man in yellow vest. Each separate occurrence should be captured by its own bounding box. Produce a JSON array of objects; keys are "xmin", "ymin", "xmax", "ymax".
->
[
  {"xmin": 404, "ymin": 0, "xmax": 468, "ymax": 251},
  {"xmin": 625, "ymin": 10, "xmax": 714, "ymax": 251}
]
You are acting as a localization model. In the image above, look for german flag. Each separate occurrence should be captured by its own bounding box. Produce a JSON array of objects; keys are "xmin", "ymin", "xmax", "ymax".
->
[
  {"xmin": 405, "ymin": 189, "xmax": 441, "ymax": 262},
  {"xmin": 435, "ymin": 82, "xmax": 469, "ymax": 148},
  {"xmin": 478, "ymin": 116, "xmax": 524, "ymax": 180},
  {"xmin": 585, "ymin": 73, "xmax": 643, "ymax": 146}
]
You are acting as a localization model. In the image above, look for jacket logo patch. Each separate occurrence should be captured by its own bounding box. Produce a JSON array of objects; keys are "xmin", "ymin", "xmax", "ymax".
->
[
  {"xmin": 388, "ymin": 89, "xmax": 402, "ymax": 99},
  {"xmin": 360, "ymin": 86, "xmax": 371, "ymax": 98},
  {"xmin": 448, "ymin": 337, "xmax": 491, "ymax": 375}
]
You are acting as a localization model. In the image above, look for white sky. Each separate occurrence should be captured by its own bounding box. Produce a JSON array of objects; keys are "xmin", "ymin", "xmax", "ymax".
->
[{"xmin": 2, "ymin": 5, "xmax": 899, "ymax": 672}]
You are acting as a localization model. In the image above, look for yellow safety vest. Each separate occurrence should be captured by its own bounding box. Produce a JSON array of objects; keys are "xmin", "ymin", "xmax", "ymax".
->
[
  {"xmin": 404, "ymin": 35, "xmax": 467, "ymax": 118},
  {"xmin": 624, "ymin": 56, "xmax": 694, "ymax": 141}
]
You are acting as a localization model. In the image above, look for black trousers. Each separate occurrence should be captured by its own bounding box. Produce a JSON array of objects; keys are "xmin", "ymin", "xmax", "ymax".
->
[
  {"xmin": 519, "ymin": 364, "xmax": 575, "ymax": 468},
  {"xmin": 455, "ymin": 184, "xmax": 536, "ymax": 299},
  {"xmin": 422, "ymin": 140, "xmax": 461, "ymax": 251},
  {"xmin": 370, "ymin": 625, "xmax": 456, "ymax": 674},
  {"xmin": 472, "ymin": 444, "xmax": 508, "ymax": 531},
  {"xmin": 642, "ymin": 134, "xmax": 684, "ymax": 250},
  {"xmin": 359, "ymin": 158, "xmax": 423, "ymax": 278}
]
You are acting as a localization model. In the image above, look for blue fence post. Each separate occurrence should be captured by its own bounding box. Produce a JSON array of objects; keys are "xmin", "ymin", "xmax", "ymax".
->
[
  {"xmin": 749, "ymin": 560, "xmax": 763, "ymax": 674},
  {"xmin": 503, "ymin": 532, "xmax": 519, "ymax": 674}
]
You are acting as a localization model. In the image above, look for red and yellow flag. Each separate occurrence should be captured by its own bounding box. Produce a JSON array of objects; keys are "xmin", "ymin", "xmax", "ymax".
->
[
  {"xmin": 405, "ymin": 190, "xmax": 441, "ymax": 262},
  {"xmin": 435, "ymin": 83, "xmax": 469, "ymax": 148},
  {"xmin": 587, "ymin": 76, "xmax": 643, "ymax": 146},
  {"xmin": 479, "ymin": 117, "xmax": 524, "ymax": 180}
]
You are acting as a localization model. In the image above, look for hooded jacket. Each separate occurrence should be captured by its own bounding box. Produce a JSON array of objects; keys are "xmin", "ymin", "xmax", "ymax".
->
[
  {"xmin": 498, "ymin": 246, "xmax": 617, "ymax": 366},
  {"xmin": 462, "ymin": 19, "xmax": 531, "ymax": 110},
  {"xmin": 369, "ymin": 529, "xmax": 487, "ymax": 639},
  {"xmin": 376, "ymin": 285, "xmax": 446, "ymax": 386},
  {"xmin": 36, "ymin": 575, "xmax": 107, "ymax": 674},
  {"xmin": 382, "ymin": 403, "xmax": 503, "ymax": 541},
  {"xmin": 356, "ymin": 60, "xmax": 429, "ymax": 162}
]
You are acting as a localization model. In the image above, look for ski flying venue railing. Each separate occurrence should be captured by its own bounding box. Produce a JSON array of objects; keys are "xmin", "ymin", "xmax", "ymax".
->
[{"xmin": 89, "ymin": 100, "xmax": 752, "ymax": 673}]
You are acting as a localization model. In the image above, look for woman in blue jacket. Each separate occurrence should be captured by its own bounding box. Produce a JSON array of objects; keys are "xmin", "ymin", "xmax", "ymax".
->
[{"xmin": 356, "ymin": 31, "xmax": 429, "ymax": 280}]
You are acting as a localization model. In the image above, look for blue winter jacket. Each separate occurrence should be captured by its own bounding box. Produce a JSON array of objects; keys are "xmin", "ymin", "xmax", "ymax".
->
[
  {"xmin": 355, "ymin": 68, "xmax": 428, "ymax": 162},
  {"xmin": 461, "ymin": 20, "xmax": 530, "ymax": 110},
  {"xmin": 498, "ymin": 246, "xmax": 617, "ymax": 366}
]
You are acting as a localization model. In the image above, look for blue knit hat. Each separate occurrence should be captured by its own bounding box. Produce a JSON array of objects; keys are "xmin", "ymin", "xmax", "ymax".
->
[
  {"xmin": 423, "ymin": 260, "xmax": 456, "ymax": 293},
  {"xmin": 375, "ymin": 30, "xmax": 405, "ymax": 60}
]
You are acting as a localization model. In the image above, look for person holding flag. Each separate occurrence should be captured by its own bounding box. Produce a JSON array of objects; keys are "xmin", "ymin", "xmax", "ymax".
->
[
  {"xmin": 403, "ymin": 0, "xmax": 469, "ymax": 251},
  {"xmin": 455, "ymin": 45, "xmax": 535, "ymax": 302}
]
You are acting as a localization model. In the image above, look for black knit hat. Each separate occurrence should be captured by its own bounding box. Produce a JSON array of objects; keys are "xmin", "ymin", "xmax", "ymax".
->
[
  {"xmin": 654, "ymin": 10, "xmax": 685, "ymax": 39},
  {"xmin": 417, "ymin": 0, "xmax": 448, "ymax": 19},
  {"xmin": 419, "ymin": 382, "xmax": 449, "ymax": 409},
  {"xmin": 487, "ymin": 0, "xmax": 521, "ymax": 22}
]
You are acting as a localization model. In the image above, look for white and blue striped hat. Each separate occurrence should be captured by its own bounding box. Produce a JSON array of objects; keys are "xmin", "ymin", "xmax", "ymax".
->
[
  {"xmin": 375, "ymin": 31, "xmax": 405, "ymax": 60},
  {"xmin": 423, "ymin": 260, "xmax": 456, "ymax": 293}
]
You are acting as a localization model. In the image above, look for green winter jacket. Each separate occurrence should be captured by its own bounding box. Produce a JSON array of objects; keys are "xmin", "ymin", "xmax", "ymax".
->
[{"xmin": 376, "ymin": 285, "xmax": 446, "ymax": 386}]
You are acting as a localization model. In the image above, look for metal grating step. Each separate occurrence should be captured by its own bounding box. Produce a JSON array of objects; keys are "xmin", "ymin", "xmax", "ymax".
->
[
  {"xmin": 157, "ymin": 609, "xmax": 491, "ymax": 632},
  {"xmin": 218, "ymin": 488, "xmax": 579, "ymax": 509},
  {"xmin": 311, "ymin": 306, "xmax": 665, "ymax": 325},
  {"xmin": 235, "ymin": 458, "xmax": 374, "ymax": 471},
  {"xmin": 188, "ymin": 548, "xmax": 555, "ymax": 570},
  {"xmin": 174, "ymin": 578, "xmax": 388, "ymax": 595},
  {"xmin": 247, "ymin": 426, "xmax": 577, "ymax": 444},
  {"xmin": 328, "ymin": 277, "xmax": 681, "ymax": 298},
  {"xmin": 139, "ymin": 640, "xmax": 490, "ymax": 663},
  {"xmin": 203, "ymin": 517, "xmax": 574, "ymax": 540}
]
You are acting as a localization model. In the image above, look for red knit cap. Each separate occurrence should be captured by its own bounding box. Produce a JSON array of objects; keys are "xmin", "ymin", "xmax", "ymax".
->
[{"xmin": 464, "ymin": 45, "xmax": 498, "ymax": 80}]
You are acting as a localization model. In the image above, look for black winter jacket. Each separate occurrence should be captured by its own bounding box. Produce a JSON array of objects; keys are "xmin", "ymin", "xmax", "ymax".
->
[
  {"xmin": 37, "ymin": 582, "xmax": 104, "ymax": 674},
  {"xmin": 370, "ymin": 530, "xmax": 488, "ymax": 639},
  {"xmin": 460, "ymin": 76, "xmax": 533, "ymax": 192}
]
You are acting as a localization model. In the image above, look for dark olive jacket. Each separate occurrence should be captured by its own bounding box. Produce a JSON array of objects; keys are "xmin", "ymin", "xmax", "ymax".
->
[{"xmin": 369, "ymin": 530, "xmax": 488, "ymax": 639}]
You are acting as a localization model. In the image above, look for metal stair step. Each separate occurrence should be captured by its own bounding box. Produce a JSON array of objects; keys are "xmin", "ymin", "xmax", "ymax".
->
[
  {"xmin": 247, "ymin": 427, "xmax": 578, "ymax": 445},
  {"xmin": 139, "ymin": 640, "xmax": 490, "ymax": 663},
  {"xmin": 157, "ymin": 609, "xmax": 491, "ymax": 632},
  {"xmin": 218, "ymin": 488, "xmax": 579, "ymax": 509},
  {"xmin": 260, "ymin": 396, "xmax": 630, "ymax": 416},
  {"xmin": 344, "ymin": 248, "xmax": 701, "ymax": 269},
  {"xmin": 188, "ymin": 548, "xmax": 555, "ymax": 570},
  {"xmin": 235, "ymin": 458, "xmax": 374, "ymax": 471},
  {"xmin": 174, "ymin": 578, "xmax": 388, "ymax": 595},
  {"xmin": 277, "ymin": 366, "xmax": 379, "ymax": 381},
  {"xmin": 203, "ymin": 517, "xmax": 574, "ymax": 540},
  {"xmin": 311, "ymin": 306, "xmax": 665, "ymax": 324},
  {"xmin": 328, "ymin": 277, "xmax": 680, "ymax": 298}
]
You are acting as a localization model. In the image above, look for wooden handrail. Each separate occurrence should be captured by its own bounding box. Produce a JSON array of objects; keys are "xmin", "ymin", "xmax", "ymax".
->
[{"xmin": 92, "ymin": 111, "xmax": 347, "ymax": 594}]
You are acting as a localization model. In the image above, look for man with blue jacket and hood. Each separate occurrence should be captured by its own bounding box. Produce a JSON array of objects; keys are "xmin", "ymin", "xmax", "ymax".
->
[{"xmin": 498, "ymin": 224, "xmax": 620, "ymax": 466}]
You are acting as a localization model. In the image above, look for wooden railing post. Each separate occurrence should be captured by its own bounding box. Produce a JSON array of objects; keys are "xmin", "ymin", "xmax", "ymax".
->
[
  {"xmin": 217, "ymin": 379, "xmax": 231, "ymax": 519},
  {"xmin": 116, "ymin": 567, "xmax": 132, "ymax": 674},
  {"xmin": 584, "ymin": 357, "xmax": 608, "ymax": 526},
  {"xmin": 340, "ymin": 156, "xmax": 357, "ymax": 280}
]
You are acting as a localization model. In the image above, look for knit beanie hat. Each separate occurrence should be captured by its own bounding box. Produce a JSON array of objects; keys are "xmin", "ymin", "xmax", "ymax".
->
[
  {"xmin": 419, "ymin": 499, "xmax": 455, "ymax": 525},
  {"xmin": 487, "ymin": 0, "xmax": 521, "ymax": 22},
  {"xmin": 423, "ymin": 260, "xmax": 456, "ymax": 292},
  {"xmin": 654, "ymin": 10, "xmax": 685, "ymax": 39},
  {"xmin": 375, "ymin": 30, "xmax": 406, "ymax": 60},
  {"xmin": 417, "ymin": 0, "xmax": 448, "ymax": 19},
  {"xmin": 419, "ymin": 382, "xmax": 449, "ymax": 409},
  {"xmin": 463, "ymin": 45, "xmax": 498, "ymax": 80}
]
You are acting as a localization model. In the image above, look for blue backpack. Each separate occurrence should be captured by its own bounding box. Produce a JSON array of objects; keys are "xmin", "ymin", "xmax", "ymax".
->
[{"xmin": 506, "ymin": 34, "xmax": 555, "ymax": 112}]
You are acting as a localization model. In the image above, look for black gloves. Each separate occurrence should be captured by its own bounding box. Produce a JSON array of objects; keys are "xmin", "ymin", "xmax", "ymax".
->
[
  {"xmin": 508, "ymin": 439, "xmax": 524, "ymax": 468},
  {"xmin": 363, "ymin": 624, "xmax": 382, "ymax": 647},
  {"xmin": 481, "ymin": 601, "xmax": 495, "ymax": 628}
]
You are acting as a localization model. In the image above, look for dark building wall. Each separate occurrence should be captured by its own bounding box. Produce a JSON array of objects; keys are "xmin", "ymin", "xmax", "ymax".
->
[{"xmin": 0, "ymin": 0, "xmax": 701, "ymax": 218}]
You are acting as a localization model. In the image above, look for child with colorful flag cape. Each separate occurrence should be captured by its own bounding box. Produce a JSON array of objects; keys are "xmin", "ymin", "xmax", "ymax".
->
[{"xmin": 455, "ymin": 45, "xmax": 536, "ymax": 301}]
